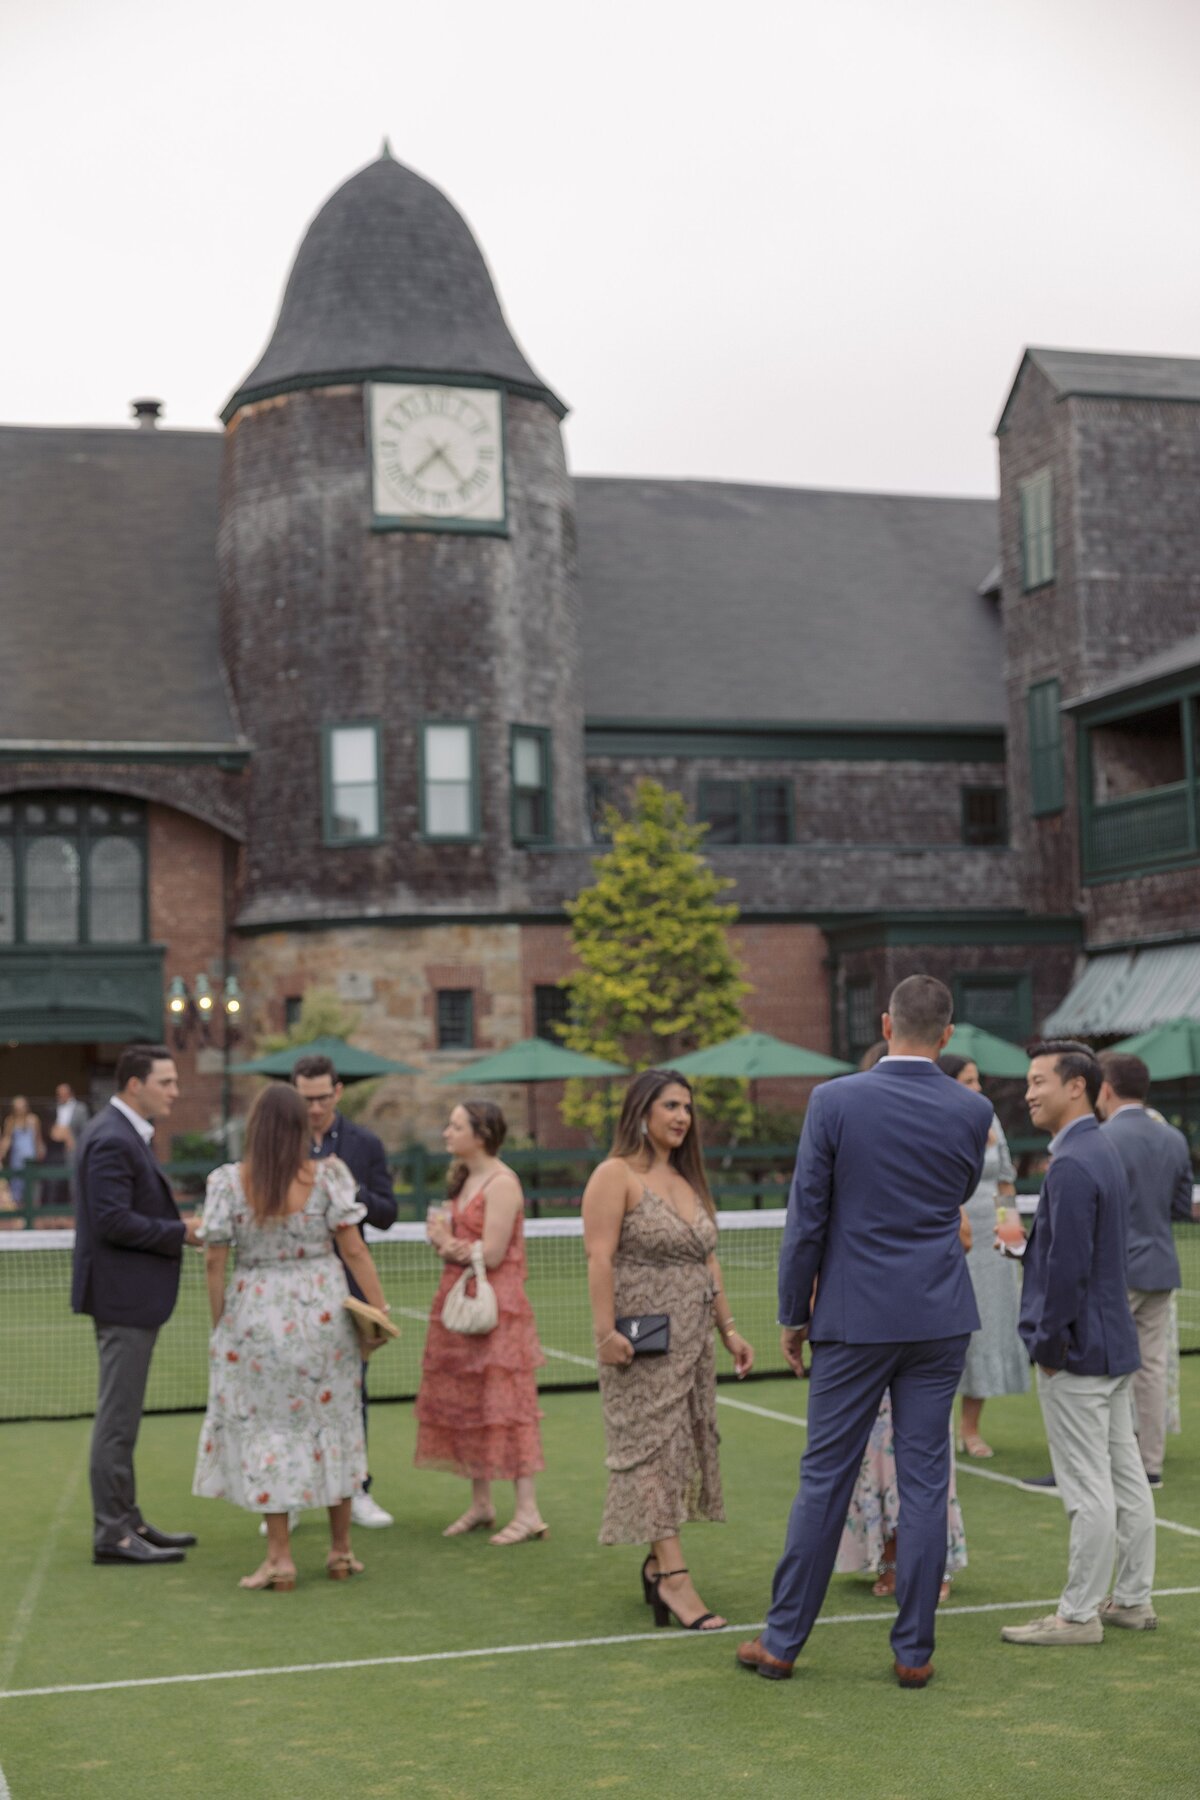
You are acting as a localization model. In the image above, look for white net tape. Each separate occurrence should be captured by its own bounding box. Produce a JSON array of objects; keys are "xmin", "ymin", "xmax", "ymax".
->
[{"xmin": 0, "ymin": 1212, "xmax": 789, "ymax": 1420}]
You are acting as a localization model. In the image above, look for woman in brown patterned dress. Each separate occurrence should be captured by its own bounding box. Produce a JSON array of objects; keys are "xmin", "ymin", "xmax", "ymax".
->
[{"xmin": 582, "ymin": 1070, "xmax": 754, "ymax": 1630}]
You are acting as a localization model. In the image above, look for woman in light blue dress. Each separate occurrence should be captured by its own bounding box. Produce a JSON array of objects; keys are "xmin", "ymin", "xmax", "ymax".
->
[{"xmin": 940, "ymin": 1054, "xmax": 1029, "ymax": 1457}]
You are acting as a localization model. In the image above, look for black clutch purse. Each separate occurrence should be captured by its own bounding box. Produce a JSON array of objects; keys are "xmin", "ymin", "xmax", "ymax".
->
[{"xmin": 614, "ymin": 1314, "xmax": 670, "ymax": 1355}]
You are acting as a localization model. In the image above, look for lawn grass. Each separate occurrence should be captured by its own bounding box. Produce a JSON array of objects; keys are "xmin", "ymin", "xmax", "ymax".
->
[{"xmin": 1, "ymin": 1369, "xmax": 1198, "ymax": 1799}]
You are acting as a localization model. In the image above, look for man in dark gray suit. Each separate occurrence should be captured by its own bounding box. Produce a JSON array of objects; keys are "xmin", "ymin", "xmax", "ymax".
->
[
  {"xmin": 72, "ymin": 1044, "xmax": 203, "ymax": 1563},
  {"xmin": 1097, "ymin": 1052, "xmax": 1195, "ymax": 1488}
]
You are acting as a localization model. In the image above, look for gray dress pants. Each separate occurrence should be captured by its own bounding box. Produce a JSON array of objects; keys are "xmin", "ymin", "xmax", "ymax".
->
[{"xmin": 91, "ymin": 1322, "xmax": 158, "ymax": 1550}]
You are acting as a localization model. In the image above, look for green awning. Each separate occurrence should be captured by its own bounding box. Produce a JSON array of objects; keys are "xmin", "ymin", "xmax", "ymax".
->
[
  {"xmin": 1108, "ymin": 1017, "xmax": 1200, "ymax": 1081},
  {"xmin": 1043, "ymin": 945, "xmax": 1200, "ymax": 1037},
  {"xmin": 943, "ymin": 1023, "xmax": 1029, "ymax": 1078}
]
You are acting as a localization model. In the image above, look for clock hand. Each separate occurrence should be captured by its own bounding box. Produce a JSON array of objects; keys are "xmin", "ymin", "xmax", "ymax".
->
[{"xmin": 412, "ymin": 441, "xmax": 443, "ymax": 479}]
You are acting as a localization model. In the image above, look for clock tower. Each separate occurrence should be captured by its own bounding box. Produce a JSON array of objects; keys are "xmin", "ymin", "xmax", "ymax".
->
[
  {"xmin": 220, "ymin": 146, "xmax": 585, "ymax": 896},
  {"xmin": 218, "ymin": 148, "xmax": 586, "ymax": 1080}
]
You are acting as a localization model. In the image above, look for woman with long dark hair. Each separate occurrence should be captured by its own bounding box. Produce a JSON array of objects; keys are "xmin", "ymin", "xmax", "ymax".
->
[
  {"xmin": 416, "ymin": 1099, "xmax": 547, "ymax": 1544},
  {"xmin": 193, "ymin": 1083, "xmax": 389, "ymax": 1590},
  {"xmin": 582, "ymin": 1069, "xmax": 753, "ymax": 1631}
]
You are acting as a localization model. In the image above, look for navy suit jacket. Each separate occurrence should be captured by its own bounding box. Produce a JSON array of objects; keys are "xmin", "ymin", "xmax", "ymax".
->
[
  {"xmin": 778, "ymin": 1059, "xmax": 991, "ymax": 1343},
  {"xmin": 70, "ymin": 1104, "xmax": 186, "ymax": 1328},
  {"xmin": 1019, "ymin": 1116, "xmax": 1140, "ymax": 1376},
  {"xmin": 314, "ymin": 1114, "xmax": 396, "ymax": 1303},
  {"xmin": 1101, "ymin": 1106, "xmax": 1192, "ymax": 1292}
]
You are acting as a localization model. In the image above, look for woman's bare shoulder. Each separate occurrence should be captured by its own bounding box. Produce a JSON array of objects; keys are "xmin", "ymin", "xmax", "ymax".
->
[{"xmin": 587, "ymin": 1157, "xmax": 640, "ymax": 1197}]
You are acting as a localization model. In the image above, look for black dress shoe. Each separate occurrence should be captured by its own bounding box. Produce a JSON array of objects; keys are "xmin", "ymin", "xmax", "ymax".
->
[
  {"xmin": 94, "ymin": 1535, "xmax": 185, "ymax": 1565},
  {"xmin": 137, "ymin": 1522, "xmax": 198, "ymax": 1549}
]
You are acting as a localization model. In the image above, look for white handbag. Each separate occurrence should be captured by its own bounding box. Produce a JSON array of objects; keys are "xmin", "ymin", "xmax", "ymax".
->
[{"xmin": 441, "ymin": 1241, "xmax": 498, "ymax": 1335}]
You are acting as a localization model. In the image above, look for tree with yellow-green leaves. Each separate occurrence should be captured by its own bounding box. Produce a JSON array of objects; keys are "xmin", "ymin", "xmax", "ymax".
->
[{"xmin": 558, "ymin": 780, "xmax": 752, "ymax": 1140}]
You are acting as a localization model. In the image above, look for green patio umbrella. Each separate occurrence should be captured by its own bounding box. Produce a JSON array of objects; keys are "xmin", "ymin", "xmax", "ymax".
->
[
  {"xmin": 943, "ymin": 1023, "xmax": 1030, "ymax": 1079},
  {"xmin": 228, "ymin": 1035, "xmax": 419, "ymax": 1084},
  {"xmin": 1108, "ymin": 1017, "xmax": 1200, "ymax": 1081},
  {"xmin": 667, "ymin": 1031, "xmax": 852, "ymax": 1081},
  {"xmin": 439, "ymin": 1037, "xmax": 627, "ymax": 1143},
  {"xmin": 668, "ymin": 1031, "xmax": 852, "ymax": 1140}
]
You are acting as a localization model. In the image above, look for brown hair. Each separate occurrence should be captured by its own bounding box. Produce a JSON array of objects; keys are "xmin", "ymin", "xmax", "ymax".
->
[
  {"xmin": 1097, "ymin": 1052, "xmax": 1151, "ymax": 1104},
  {"xmin": 292, "ymin": 1054, "xmax": 339, "ymax": 1085},
  {"xmin": 115, "ymin": 1043, "xmax": 173, "ymax": 1090},
  {"xmin": 446, "ymin": 1098, "xmax": 508, "ymax": 1199},
  {"xmin": 887, "ymin": 974, "xmax": 954, "ymax": 1046},
  {"xmin": 243, "ymin": 1083, "xmax": 311, "ymax": 1222},
  {"xmin": 610, "ymin": 1069, "xmax": 715, "ymax": 1218},
  {"xmin": 858, "ymin": 1039, "xmax": 888, "ymax": 1071}
]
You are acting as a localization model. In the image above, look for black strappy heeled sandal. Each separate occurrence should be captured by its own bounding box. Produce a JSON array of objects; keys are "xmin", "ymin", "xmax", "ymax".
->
[
  {"xmin": 640, "ymin": 1553, "xmax": 659, "ymax": 1606},
  {"xmin": 650, "ymin": 1567, "xmax": 721, "ymax": 1631}
]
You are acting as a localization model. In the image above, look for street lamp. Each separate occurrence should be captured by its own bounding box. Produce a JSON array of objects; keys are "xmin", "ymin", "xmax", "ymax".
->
[{"xmin": 166, "ymin": 973, "xmax": 242, "ymax": 1050}]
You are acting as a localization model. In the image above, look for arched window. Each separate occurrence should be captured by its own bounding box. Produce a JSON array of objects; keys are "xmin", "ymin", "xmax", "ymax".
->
[{"xmin": 0, "ymin": 794, "xmax": 146, "ymax": 945}]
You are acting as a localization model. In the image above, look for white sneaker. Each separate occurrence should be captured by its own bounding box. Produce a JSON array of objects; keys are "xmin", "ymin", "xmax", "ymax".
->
[
  {"xmin": 259, "ymin": 1510, "xmax": 300, "ymax": 1536},
  {"xmin": 351, "ymin": 1492, "xmax": 394, "ymax": 1529}
]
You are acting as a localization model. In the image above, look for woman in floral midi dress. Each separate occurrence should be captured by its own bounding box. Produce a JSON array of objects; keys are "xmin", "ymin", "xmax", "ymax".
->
[{"xmin": 193, "ymin": 1083, "xmax": 390, "ymax": 1590}]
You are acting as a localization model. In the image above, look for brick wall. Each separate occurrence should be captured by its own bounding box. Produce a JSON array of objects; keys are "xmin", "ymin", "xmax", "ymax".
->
[{"xmin": 147, "ymin": 804, "xmax": 234, "ymax": 1144}]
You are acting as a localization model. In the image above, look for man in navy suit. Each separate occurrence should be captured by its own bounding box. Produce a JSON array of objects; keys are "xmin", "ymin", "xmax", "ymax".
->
[
  {"xmin": 1001, "ymin": 1041, "xmax": 1155, "ymax": 1646},
  {"xmin": 72, "ymin": 1044, "xmax": 203, "ymax": 1564},
  {"xmin": 738, "ymin": 974, "xmax": 992, "ymax": 1688},
  {"xmin": 293, "ymin": 1054, "xmax": 399, "ymax": 1528},
  {"xmin": 1097, "ymin": 1051, "xmax": 1194, "ymax": 1486}
]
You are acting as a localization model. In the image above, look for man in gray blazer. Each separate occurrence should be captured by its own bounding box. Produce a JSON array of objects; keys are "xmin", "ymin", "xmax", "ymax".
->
[{"xmin": 1097, "ymin": 1052, "xmax": 1195, "ymax": 1487}]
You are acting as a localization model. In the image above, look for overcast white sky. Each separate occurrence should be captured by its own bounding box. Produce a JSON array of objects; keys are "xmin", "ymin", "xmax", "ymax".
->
[{"xmin": 4, "ymin": 0, "xmax": 1199, "ymax": 495}]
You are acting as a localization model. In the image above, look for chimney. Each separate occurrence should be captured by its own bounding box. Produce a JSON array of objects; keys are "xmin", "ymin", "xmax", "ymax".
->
[{"xmin": 131, "ymin": 398, "xmax": 163, "ymax": 430}]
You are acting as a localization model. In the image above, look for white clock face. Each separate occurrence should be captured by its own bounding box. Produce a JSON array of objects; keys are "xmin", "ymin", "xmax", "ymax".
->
[{"xmin": 369, "ymin": 383, "xmax": 505, "ymax": 526}]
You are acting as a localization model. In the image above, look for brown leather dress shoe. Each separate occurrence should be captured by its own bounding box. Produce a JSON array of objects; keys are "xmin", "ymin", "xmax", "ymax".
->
[
  {"xmin": 894, "ymin": 1660, "xmax": 934, "ymax": 1689},
  {"xmin": 736, "ymin": 1636, "xmax": 794, "ymax": 1680}
]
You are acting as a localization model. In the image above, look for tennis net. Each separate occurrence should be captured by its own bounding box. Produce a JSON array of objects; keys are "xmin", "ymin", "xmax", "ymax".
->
[
  {"xmin": 0, "ymin": 1212, "xmax": 789, "ymax": 1421},
  {"xmin": 5, "ymin": 1216, "xmax": 1197, "ymax": 1422}
]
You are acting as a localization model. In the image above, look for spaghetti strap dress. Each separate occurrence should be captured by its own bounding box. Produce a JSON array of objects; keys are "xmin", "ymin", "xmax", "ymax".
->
[
  {"xmin": 414, "ymin": 1175, "xmax": 545, "ymax": 1481},
  {"xmin": 597, "ymin": 1188, "xmax": 723, "ymax": 1545}
]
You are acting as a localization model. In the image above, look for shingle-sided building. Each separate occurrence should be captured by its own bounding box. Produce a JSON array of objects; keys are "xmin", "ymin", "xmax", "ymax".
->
[{"xmin": 2, "ymin": 152, "xmax": 1197, "ymax": 1144}]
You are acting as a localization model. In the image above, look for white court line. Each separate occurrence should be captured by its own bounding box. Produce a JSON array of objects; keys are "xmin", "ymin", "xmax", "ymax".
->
[
  {"xmin": 717, "ymin": 1395, "xmax": 807, "ymax": 1428},
  {"xmin": 0, "ymin": 1446, "xmax": 87, "ymax": 1691},
  {"xmin": 3, "ymin": 1587, "xmax": 1199, "ymax": 1703},
  {"xmin": 399, "ymin": 1310, "xmax": 597, "ymax": 1371},
  {"xmin": 0, "ymin": 1758, "xmax": 11, "ymax": 1798}
]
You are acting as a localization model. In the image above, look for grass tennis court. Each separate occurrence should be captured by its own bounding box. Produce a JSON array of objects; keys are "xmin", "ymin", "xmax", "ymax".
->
[{"xmin": 2, "ymin": 1371, "xmax": 1198, "ymax": 1799}]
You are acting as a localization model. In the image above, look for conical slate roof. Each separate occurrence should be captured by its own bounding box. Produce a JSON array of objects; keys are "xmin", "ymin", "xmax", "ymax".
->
[{"xmin": 222, "ymin": 149, "xmax": 564, "ymax": 422}]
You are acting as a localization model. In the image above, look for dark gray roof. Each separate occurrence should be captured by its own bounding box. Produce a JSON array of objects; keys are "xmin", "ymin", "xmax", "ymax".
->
[
  {"xmin": 0, "ymin": 425, "xmax": 243, "ymax": 750},
  {"xmin": 1029, "ymin": 346, "xmax": 1200, "ymax": 403},
  {"xmin": 223, "ymin": 151, "xmax": 563, "ymax": 423},
  {"xmin": 574, "ymin": 479, "xmax": 1002, "ymax": 726},
  {"xmin": 998, "ymin": 346, "xmax": 1200, "ymax": 432},
  {"xmin": 1065, "ymin": 630, "xmax": 1200, "ymax": 713}
]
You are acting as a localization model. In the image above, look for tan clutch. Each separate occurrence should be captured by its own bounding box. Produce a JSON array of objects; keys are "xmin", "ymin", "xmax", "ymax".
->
[{"xmin": 343, "ymin": 1296, "xmax": 401, "ymax": 1350}]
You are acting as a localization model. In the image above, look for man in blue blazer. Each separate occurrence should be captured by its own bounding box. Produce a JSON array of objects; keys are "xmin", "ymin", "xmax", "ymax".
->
[
  {"xmin": 72, "ymin": 1044, "xmax": 203, "ymax": 1564},
  {"xmin": 1097, "ymin": 1051, "xmax": 1194, "ymax": 1486},
  {"xmin": 1001, "ymin": 1041, "xmax": 1155, "ymax": 1646},
  {"xmin": 294, "ymin": 1054, "xmax": 399, "ymax": 1528},
  {"xmin": 738, "ymin": 975, "xmax": 992, "ymax": 1688}
]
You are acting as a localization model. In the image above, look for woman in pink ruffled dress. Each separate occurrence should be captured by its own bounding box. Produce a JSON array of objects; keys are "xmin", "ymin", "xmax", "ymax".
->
[{"xmin": 415, "ymin": 1100, "xmax": 547, "ymax": 1545}]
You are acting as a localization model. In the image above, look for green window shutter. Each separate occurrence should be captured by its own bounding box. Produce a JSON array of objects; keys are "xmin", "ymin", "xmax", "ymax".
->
[
  {"xmin": 1019, "ymin": 469, "xmax": 1055, "ymax": 591},
  {"xmin": 1028, "ymin": 679, "xmax": 1064, "ymax": 815}
]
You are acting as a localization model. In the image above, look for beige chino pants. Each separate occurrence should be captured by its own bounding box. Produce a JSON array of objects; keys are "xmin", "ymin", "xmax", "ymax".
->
[
  {"xmin": 1127, "ymin": 1288, "xmax": 1173, "ymax": 1478},
  {"xmin": 1037, "ymin": 1367, "xmax": 1156, "ymax": 1624}
]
